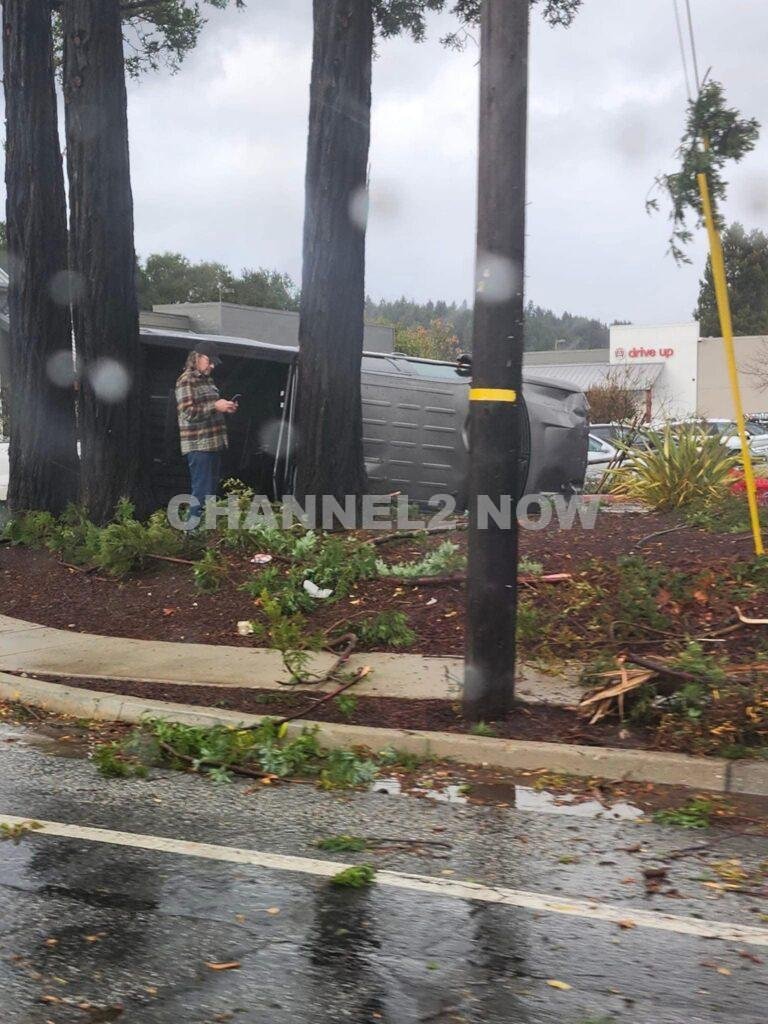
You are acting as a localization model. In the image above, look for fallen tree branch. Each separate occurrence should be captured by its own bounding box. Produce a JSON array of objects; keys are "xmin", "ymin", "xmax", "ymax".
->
[
  {"xmin": 735, "ymin": 606, "xmax": 768, "ymax": 626},
  {"xmin": 147, "ymin": 554, "xmax": 196, "ymax": 567},
  {"xmin": 276, "ymin": 666, "xmax": 371, "ymax": 726},
  {"xmin": 279, "ymin": 634, "xmax": 358, "ymax": 688},
  {"xmin": 156, "ymin": 740, "xmax": 303, "ymax": 783},
  {"xmin": 625, "ymin": 654, "xmax": 705, "ymax": 685},
  {"xmin": 379, "ymin": 571, "xmax": 571, "ymax": 588},
  {"xmin": 635, "ymin": 525, "xmax": 687, "ymax": 547},
  {"xmin": 58, "ymin": 561, "xmax": 98, "ymax": 575},
  {"xmin": 372, "ymin": 522, "xmax": 468, "ymax": 547}
]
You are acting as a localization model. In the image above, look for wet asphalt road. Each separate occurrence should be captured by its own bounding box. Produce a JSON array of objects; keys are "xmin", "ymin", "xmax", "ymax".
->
[{"xmin": 0, "ymin": 725, "xmax": 766, "ymax": 1024}]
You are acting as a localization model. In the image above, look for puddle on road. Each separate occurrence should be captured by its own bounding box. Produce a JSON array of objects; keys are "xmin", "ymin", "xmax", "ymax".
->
[
  {"xmin": 0, "ymin": 722, "xmax": 89, "ymax": 760},
  {"xmin": 371, "ymin": 775, "xmax": 644, "ymax": 819}
]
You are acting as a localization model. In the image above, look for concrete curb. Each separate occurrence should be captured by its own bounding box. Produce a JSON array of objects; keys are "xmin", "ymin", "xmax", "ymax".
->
[
  {"xmin": 0, "ymin": 614, "xmax": 583, "ymax": 707},
  {"xmin": 1, "ymin": 671, "xmax": 765, "ymax": 796}
]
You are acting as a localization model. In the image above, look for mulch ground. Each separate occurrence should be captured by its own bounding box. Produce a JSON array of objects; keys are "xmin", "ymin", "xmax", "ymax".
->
[
  {"xmin": 2, "ymin": 671, "xmax": 663, "ymax": 751},
  {"xmin": 6, "ymin": 668, "xmax": 758, "ymax": 759},
  {"xmin": 0, "ymin": 508, "xmax": 763, "ymax": 659}
]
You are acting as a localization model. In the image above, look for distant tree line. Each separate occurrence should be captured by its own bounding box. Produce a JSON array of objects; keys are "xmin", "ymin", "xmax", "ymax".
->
[
  {"xmin": 137, "ymin": 252, "xmax": 299, "ymax": 312},
  {"xmin": 365, "ymin": 295, "xmax": 620, "ymax": 355},
  {"xmin": 1, "ymin": 221, "xmax": 622, "ymax": 359}
]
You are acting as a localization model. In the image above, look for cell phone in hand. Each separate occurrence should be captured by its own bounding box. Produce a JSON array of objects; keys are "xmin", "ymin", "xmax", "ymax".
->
[{"xmin": 231, "ymin": 394, "xmax": 242, "ymax": 403}]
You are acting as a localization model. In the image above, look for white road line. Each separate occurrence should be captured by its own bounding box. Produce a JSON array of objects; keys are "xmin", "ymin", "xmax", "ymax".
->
[{"xmin": 3, "ymin": 815, "xmax": 767, "ymax": 948}]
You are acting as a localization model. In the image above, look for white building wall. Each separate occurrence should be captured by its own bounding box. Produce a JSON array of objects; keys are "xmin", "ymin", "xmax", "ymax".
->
[
  {"xmin": 610, "ymin": 322, "xmax": 699, "ymax": 418},
  {"xmin": 697, "ymin": 335, "xmax": 768, "ymax": 419}
]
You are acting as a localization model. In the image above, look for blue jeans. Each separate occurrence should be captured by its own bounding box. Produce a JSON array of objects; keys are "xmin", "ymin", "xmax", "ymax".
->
[{"xmin": 186, "ymin": 450, "xmax": 222, "ymax": 525}]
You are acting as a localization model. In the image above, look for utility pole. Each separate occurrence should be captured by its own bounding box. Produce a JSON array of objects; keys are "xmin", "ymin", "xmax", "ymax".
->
[{"xmin": 464, "ymin": 0, "xmax": 529, "ymax": 722}]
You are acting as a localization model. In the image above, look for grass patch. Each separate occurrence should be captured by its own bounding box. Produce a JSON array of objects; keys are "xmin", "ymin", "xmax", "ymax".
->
[{"xmin": 469, "ymin": 721, "xmax": 497, "ymax": 738}]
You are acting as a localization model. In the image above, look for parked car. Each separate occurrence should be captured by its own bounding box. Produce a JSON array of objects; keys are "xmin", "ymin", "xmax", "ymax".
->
[
  {"xmin": 585, "ymin": 433, "xmax": 619, "ymax": 479},
  {"xmin": 590, "ymin": 422, "xmax": 652, "ymax": 451},
  {"xmin": 141, "ymin": 328, "xmax": 589, "ymax": 509},
  {"xmin": 666, "ymin": 418, "xmax": 768, "ymax": 458}
]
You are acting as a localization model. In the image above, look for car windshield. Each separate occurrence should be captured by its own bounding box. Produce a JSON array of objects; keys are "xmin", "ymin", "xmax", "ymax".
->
[{"xmin": 715, "ymin": 420, "xmax": 765, "ymax": 438}]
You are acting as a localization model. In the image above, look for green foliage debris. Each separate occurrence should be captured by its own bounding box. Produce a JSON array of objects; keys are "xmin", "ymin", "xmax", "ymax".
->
[
  {"xmin": 653, "ymin": 798, "xmax": 713, "ymax": 830},
  {"xmin": 0, "ymin": 820, "xmax": 43, "ymax": 844},
  {"xmin": 330, "ymin": 864, "xmax": 377, "ymax": 888}
]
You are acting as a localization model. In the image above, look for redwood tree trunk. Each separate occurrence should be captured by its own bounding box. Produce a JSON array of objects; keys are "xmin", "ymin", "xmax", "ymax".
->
[
  {"xmin": 295, "ymin": 0, "xmax": 373, "ymax": 506},
  {"xmin": 2, "ymin": 0, "xmax": 79, "ymax": 513},
  {"xmin": 62, "ymin": 0, "xmax": 149, "ymax": 523}
]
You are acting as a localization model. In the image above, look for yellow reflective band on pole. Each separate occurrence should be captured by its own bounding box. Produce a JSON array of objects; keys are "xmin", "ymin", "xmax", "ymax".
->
[
  {"xmin": 697, "ymin": 169, "xmax": 765, "ymax": 557},
  {"xmin": 469, "ymin": 388, "xmax": 518, "ymax": 403}
]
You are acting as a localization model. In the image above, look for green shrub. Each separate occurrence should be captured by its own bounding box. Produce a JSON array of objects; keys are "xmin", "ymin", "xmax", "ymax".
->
[
  {"xmin": 685, "ymin": 493, "xmax": 768, "ymax": 534},
  {"xmin": 192, "ymin": 549, "xmax": 228, "ymax": 593},
  {"xmin": 353, "ymin": 611, "xmax": 416, "ymax": 649},
  {"xmin": 518, "ymin": 558, "xmax": 544, "ymax": 576},
  {"xmin": 3, "ymin": 510, "xmax": 59, "ymax": 548},
  {"xmin": 613, "ymin": 556, "xmax": 676, "ymax": 636},
  {"xmin": 516, "ymin": 599, "xmax": 541, "ymax": 642},
  {"xmin": 609, "ymin": 423, "xmax": 740, "ymax": 510}
]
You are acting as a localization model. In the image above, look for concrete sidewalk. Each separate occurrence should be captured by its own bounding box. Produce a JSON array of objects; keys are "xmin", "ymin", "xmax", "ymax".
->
[{"xmin": 0, "ymin": 614, "xmax": 583, "ymax": 705}]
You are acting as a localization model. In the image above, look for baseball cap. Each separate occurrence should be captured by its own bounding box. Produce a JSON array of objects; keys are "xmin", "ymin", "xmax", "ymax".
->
[{"xmin": 194, "ymin": 340, "xmax": 222, "ymax": 367}]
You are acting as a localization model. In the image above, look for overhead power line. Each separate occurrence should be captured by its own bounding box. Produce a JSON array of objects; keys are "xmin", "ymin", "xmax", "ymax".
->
[
  {"xmin": 672, "ymin": 0, "xmax": 693, "ymax": 100},
  {"xmin": 684, "ymin": 0, "xmax": 702, "ymax": 93}
]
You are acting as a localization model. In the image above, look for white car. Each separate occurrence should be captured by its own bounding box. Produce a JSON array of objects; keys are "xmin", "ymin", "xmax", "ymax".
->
[
  {"xmin": 585, "ymin": 433, "xmax": 619, "ymax": 478},
  {"xmin": 666, "ymin": 418, "xmax": 768, "ymax": 458},
  {"xmin": 0, "ymin": 438, "xmax": 8, "ymax": 502},
  {"xmin": 708, "ymin": 418, "xmax": 768, "ymax": 458}
]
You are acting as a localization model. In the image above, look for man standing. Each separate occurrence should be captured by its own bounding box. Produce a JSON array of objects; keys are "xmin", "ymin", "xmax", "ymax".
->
[{"xmin": 175, "ymin": 342, "xmax": 237, "ymax": 525}]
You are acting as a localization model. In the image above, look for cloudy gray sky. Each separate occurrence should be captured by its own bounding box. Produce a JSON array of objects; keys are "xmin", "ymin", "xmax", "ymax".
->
[{"xmin": 79, "ymin": 1, "xmax": 768, "ymax": 325}]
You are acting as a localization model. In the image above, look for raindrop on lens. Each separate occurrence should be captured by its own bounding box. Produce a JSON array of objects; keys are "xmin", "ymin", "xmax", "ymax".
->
[
  {"xmin": 49, "ymin": 270, "xmax": 85, "ymax": 307},
  {"xmin": 348, "ymin": 187, "xmax": 370, "ymax": 231},
  {"xmin": 259, "ymin": 418, "xmax": 298, "ymax": 458},
  {"xmin": 475, "ymin": 252, "xmax": 519, "ymax": 304},
  {"xmin": 88, "ymin": 358, "xmax": 130, "ymax": 403},
  {"xmin": 46, "ymin": 350, "xmax": 76, "ymax": 388}
]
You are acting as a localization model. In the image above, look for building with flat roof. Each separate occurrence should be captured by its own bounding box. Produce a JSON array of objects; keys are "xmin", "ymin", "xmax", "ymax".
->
[
  {"xmin": 152, "ymin": 301, "xmax": 396, "ymax": 354},
  {"xmin": 522, "ymin": 322, "xmax": 768, "ymax": 421}
]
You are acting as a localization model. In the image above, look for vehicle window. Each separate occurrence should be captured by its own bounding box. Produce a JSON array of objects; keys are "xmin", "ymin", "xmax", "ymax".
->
[
  {"xmin": 362, "ymin": 356, "xmax": 403, "ymax": 375},
  {"xmin": 588, "ymin": 436, "xmax": 605, "ymax": 453},
  {"xmin": 590, "ymin": 426, "xmax": 611, "ymax": 442},
  {"xmin": 406, "ymin": 360, "xmax": 462, "ymax": 380}
]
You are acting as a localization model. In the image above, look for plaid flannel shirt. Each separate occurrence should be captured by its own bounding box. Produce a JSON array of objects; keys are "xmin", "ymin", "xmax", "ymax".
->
[{"xmin": 175, "ymin": 368, "xmax": 228, "ymax": 454}]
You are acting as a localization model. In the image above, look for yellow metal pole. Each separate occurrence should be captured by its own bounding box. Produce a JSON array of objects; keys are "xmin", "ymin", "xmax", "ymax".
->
[{"xmin": 696, "ymin": 169, "xmax": 765, "ymax": 556}]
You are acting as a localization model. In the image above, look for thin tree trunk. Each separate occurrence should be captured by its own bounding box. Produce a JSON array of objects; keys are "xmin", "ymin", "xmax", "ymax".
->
[
  {"xmin": 295, "ymin": 0, "xmax": 373, "ymax": 508},
  {"xmin": 62, "ymin": 0, "xmax": 149, "ymax": 523},
  {"xmin": 2, "ymin": 0, "xmax": 79, "ymax": 514}
]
